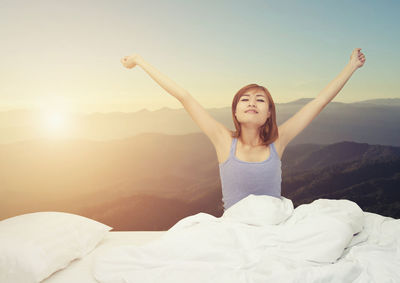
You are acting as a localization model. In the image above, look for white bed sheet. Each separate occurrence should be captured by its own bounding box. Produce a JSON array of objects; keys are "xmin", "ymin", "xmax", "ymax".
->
[
  {"xmin": 41, "ymin": 195, "xmax": 400, "ymax": 283},
  {"xmin": 42, "ymin": 231, "xmax": 166, "ymax": 283},
  {"xmin": 92, "ymin": 196, "xmax": 400, "ymax": 283}
]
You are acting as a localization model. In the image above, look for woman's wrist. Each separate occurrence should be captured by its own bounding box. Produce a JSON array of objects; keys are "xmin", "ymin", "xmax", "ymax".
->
[
  {"xmin": 134, "ymin": 55, "xmax": 145, "ymax": 66},
  {"xmin": 347, "ymin": 61, "xmax": 359, "ymax": 72}
]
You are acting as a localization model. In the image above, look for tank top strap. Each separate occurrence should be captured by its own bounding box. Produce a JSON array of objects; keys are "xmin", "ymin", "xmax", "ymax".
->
[
  {"xmin": 270, "ymin": 141, "xmax": 278, "ymax": 156},
  {"xmin": 229, "ymin": 137, "xmax": 238, "ymax": 157}
]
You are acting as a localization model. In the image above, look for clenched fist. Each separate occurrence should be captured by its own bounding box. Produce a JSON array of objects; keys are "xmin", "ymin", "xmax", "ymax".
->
[
  {"xmin": 349, "ymin": 48, "xmax": 366, "ymax": 69},
  {"xmin": 120, "ymin": 54, "xmax": 143, "ymax": 69}
]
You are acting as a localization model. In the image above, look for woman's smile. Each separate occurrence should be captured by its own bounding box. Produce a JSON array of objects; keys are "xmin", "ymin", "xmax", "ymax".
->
[{"xmin": 245, "ymin": 109, "xmax": 258, "ymax": 113}]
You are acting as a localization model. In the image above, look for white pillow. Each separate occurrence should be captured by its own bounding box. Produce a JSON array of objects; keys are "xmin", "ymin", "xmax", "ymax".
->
[
  {"xmin": 222, "ymin": 194, "xmax": 294, "ymax": 226},
  {"xmin": 0, "ymin": 211, "xmax": 112, "ymax": 283}
]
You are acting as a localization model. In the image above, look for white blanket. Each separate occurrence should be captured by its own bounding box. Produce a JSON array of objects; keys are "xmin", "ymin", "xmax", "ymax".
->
[{"xmin": 93, "ymin": 194, "xmax": 400, "ymax": 283}]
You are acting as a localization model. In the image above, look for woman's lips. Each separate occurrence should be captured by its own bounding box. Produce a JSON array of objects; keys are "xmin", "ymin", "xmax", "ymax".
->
[{"xmin": 245, "ymin": 110, "xmax": 258, "ymax": 113}]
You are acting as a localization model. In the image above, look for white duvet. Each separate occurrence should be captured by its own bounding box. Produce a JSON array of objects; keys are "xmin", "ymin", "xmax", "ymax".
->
[{"xmin": 93, "ymin": 194, "xmax": 400, "ymax": 283}]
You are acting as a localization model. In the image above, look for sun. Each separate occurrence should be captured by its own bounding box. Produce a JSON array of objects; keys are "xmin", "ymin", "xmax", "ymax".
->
[
  {"xmin": 35, "ymin": 96, "xmax": 77, "ymax": 139},
  {"xmin": 40, "ymin": 108, "xmax": 71, "ymax": 139},
  {"xmin": 44, "ymin": 110, "xmax": 66, "ymax": 129}
]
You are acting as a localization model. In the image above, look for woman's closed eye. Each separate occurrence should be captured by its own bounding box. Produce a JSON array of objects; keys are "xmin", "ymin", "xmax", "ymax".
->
[{"xmin": 241, "ymin": 99, "xmax": 265, "ymax": 102}]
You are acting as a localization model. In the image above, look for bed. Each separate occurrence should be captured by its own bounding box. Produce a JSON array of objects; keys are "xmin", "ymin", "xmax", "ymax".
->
[{"xmin": 1, "ymin": 194, "xmax": 399, "ymax": 283}]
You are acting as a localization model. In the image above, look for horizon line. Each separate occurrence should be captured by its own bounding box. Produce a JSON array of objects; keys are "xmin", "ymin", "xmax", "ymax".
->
[{"xmin": 0, "ymin": 97, "xmax": 399, "ymax": 114}]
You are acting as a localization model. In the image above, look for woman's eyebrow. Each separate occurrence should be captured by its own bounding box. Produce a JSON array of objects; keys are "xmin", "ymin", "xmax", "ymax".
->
[{"xmin": 242, "ymin": 94, "xmax": 266, "ymax": 98}]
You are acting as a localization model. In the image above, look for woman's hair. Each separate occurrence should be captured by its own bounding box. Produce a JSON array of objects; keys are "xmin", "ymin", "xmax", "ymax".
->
[{"xmin": 231, "ymin": 83, "xmax": 279, "ymax": 146}]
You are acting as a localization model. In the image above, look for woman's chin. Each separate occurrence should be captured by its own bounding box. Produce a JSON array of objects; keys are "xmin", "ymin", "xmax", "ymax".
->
[{"xmin": 238, "ymin": 120, "xmax": 265, "ymax": 127}]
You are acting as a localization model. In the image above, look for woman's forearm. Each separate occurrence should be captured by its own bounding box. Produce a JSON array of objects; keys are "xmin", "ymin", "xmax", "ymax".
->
[
  {"xmin": 315, "ymin": 48, "xmax": 365, "ymax": 105},
  {"xmin": 135, "ymin": 57, "xmax": 189, "ymax": 103},
  {"xmin": 316, "ymin": 62, "xmax": 358, "ymax": 105}
]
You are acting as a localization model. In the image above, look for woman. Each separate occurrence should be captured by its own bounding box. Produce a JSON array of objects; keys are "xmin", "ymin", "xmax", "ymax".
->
[{"xmin": 120, "ymin": 49, "xmax": 366, "ymax": 211}]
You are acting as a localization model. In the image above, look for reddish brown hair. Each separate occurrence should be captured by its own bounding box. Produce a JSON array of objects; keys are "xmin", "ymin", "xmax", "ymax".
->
[{"xmin": 231, "ymin": 83, "xmax": 279, "ymax": 146}]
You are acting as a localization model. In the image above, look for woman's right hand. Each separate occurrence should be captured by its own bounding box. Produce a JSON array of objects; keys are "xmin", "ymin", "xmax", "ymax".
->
[{"xmin": 120, "ymin": 54, "xmax": 143, "ymax": 69}]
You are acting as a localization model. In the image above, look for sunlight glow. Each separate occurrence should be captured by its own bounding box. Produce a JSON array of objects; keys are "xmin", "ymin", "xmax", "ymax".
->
[
  {"xmin": 43, "ymin": 110, "xmax": 68, "ymax": 131},
  {"xmin": 37, "ymin": 98, "xmax": 73, "ymax": 139}
]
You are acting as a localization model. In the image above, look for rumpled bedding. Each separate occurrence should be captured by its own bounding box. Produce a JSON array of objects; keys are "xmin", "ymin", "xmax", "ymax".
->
[{"xmin": 93, "ymin": 194, "xmax": 400, "ymax": 283}]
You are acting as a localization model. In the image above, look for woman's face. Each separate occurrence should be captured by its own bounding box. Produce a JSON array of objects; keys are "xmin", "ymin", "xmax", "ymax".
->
[{"xmin": 235, "ymin": 89, "xmax": 270, "ymax": 126}]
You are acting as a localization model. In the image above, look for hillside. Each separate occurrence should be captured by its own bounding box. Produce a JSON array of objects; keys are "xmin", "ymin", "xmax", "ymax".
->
[{"xmin": 1, "ymin": 133, "xmax": 398, "ymax": 230}]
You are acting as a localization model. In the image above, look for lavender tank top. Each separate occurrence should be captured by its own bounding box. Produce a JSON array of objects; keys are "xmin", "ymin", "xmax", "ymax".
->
[{"xmin": 219, "ymin": 137, "xmax": 282, "ymax": 211}]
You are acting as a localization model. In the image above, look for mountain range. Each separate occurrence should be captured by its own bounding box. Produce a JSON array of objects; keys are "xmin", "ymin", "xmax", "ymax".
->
[
  {"xmin": 1, "ymin": 132, "xmax": 399, "ymax": 230},
  {"xmin": 1, "ymin": 98, "xmax": 400, "ymax": 146}
]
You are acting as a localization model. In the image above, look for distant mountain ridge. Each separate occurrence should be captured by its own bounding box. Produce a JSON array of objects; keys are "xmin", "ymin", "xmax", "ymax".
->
[
  {"xmin": 1, "ymin": 97, "xmax": 400, "ymax": 146},
  {"xmin": 354, "ymin": 98, "xmax": 400, "ymax": 106},
  {"xmin": 274, "ymin": 98, "xmax": 400, "ymax": 106}
]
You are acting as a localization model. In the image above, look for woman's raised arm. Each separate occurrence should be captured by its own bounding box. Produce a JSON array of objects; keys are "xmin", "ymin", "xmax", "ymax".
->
[
  {"xmin": 121, "ymin": 54, "xmax": 189, "ymax": 103},
  {"xmin": 278, "ymin": 48, "xmax": 366, "ymax": 150},
  {"xmin": 120, "ymin": 54, "xmax": 230, "ymax": 149}
]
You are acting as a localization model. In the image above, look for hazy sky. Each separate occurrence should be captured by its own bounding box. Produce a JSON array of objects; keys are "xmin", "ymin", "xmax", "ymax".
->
[{"xmin": 0, "ymin": 0, "xmax": 399, "ymax": 113}]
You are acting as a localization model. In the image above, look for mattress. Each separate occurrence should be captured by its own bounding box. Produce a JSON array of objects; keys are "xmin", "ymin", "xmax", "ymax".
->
[{"xmin": 42, "ymin": 231, "xmax": 166, "ymax": 283}]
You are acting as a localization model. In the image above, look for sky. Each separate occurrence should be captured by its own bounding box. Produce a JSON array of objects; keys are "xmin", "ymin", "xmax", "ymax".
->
[{"xmin": 0, "ymin": 0, "xmax": 399, "ymax": 113}]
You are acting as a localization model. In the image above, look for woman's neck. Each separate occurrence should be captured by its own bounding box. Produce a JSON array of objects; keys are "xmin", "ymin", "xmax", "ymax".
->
[{"xmin": 239, "ymin": 130, "xmax": 263, "ymax": 148}]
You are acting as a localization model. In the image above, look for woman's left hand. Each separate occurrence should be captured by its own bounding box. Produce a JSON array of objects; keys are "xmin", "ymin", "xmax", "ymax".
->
[{"xmin": 349, "ymin": 48, "xmax": 366, "ymax": 69}]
